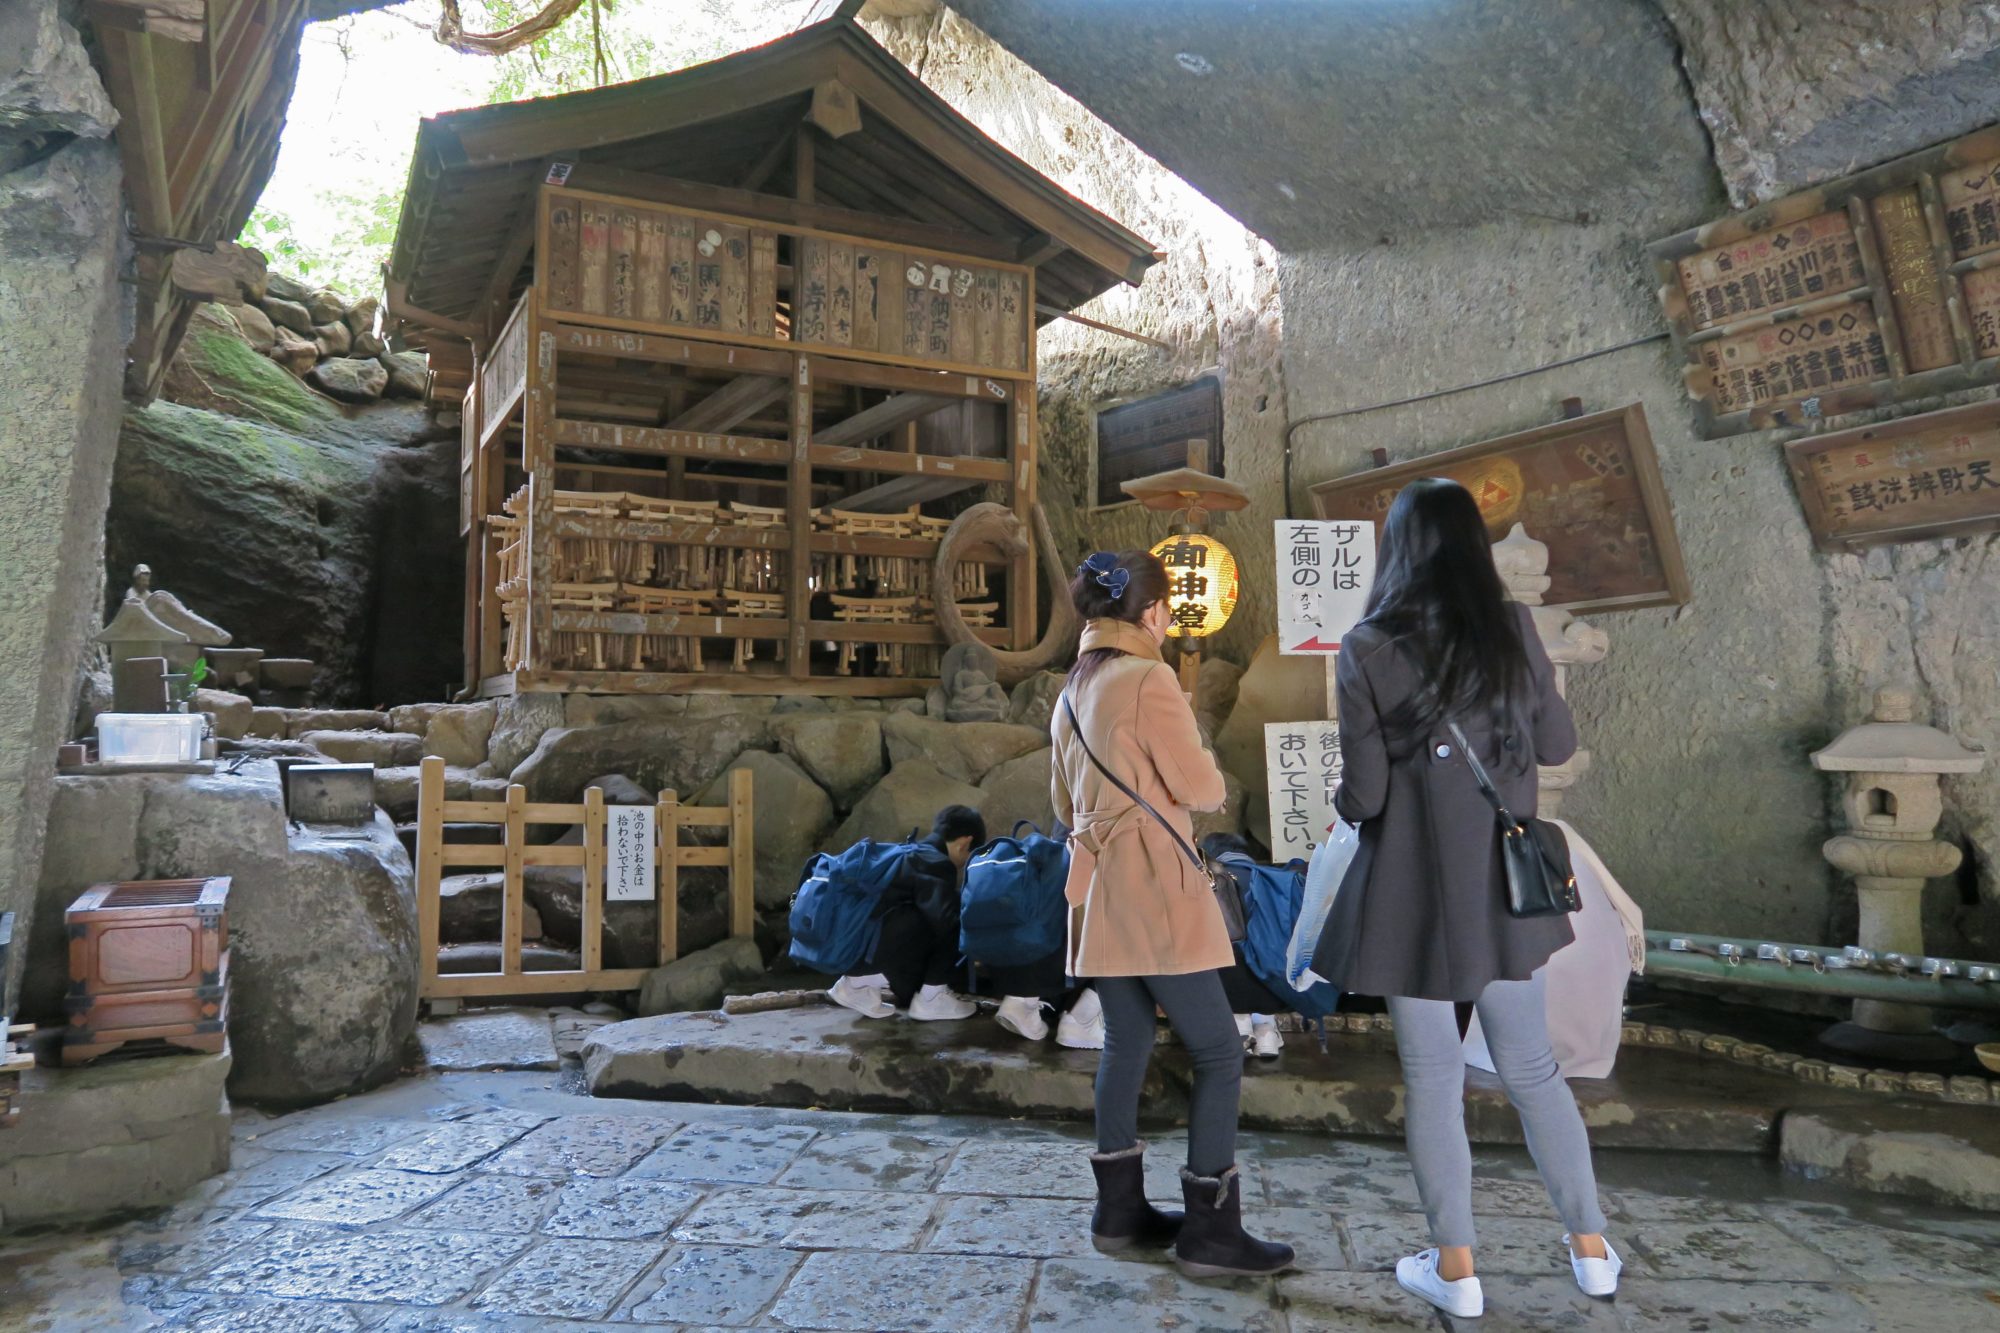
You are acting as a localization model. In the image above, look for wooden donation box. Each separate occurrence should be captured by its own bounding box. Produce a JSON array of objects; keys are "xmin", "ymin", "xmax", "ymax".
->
[{"xmin": 63, "ymin": 877, "xmax": 230, "ymax": 1065}]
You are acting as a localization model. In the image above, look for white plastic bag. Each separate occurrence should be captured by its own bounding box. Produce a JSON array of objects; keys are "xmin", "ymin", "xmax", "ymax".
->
[{"xmin": 1285, "ymin": 819, "xmax": 1358, "ymax": 990}]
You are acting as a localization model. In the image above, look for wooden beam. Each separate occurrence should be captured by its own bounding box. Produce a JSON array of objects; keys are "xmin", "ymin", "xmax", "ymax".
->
[
  {"xmin": 557, "ymin": 164, "xmax": 1017, "ymax": 263},
  {"xmin": 548, "ymin": 513, "xmax": 791, "ymax": 550},
  {"xmin": 553, "ymin": 323, "xmax": 793, "ymax": 376},
  {"xmin": 386, "ymin": 276, "xmax": 487, "ymax": 343},
  {"xmin": 514, "ymin": 668, "xmax": 927, "ymax": 698},
  {"xmin": 665, "ymin": 374, "xmax": 788, "ymax": 433},
  {"xmin": 1037, "ymin": 303, "xmax": 1172, "ymax": 350},
  {"xmin": 794, "ymin": 125, "xmax": 816, "ymax": 204},
  {"xmin": 835, "ymin": 473, "xmax": 988, "ymax": 512},
  {"xmin": 480, "ymin": 171, "xmax": 553, "ymax": 334},
  {"xmin": 810, "ymin": 392, "xmax": 951, "ymax": 449},
  {"xmin": 804, "ymin": 355, "xmax": 1016, "ymax": 401},
  {"xmin": 87, "ymin": 0, "xmax": 206, "ymax": 42},
  {"xmin": 810, "ymin": 443, "xmax": 1008, "ymax": 482},
  {"xmin": 788, "ymin": 355, "xmax": 814, "ymax": 672},
  {"xmin": 737, "ymin": 127, "xmax": 797, "ymax": 193},
  {"xmin": 1017, "ymin": 233, "xmax": 1068, "ymax": 266},
  {"xmin": 552, "ymin": 419, "xmax": 790, "ymax": 466}
]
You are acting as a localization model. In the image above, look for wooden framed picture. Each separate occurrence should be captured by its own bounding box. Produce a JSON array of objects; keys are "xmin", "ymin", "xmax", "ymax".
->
[
  {"xmin": 1306, "ymin": 403, "xmax": 1691, "ymax": 614},
  {"xmin": 1784, "ymin": 399, "xmax": 2000, "ymax": 551}
]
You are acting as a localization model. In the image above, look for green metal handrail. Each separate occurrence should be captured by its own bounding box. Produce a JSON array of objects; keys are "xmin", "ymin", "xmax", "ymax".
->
[{"xmin": 1644, "ymin": 931, "xmax": 2000, "ymax": 1010}]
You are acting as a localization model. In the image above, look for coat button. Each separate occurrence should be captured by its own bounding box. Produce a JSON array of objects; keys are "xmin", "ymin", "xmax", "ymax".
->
[{"xmin": 1434, "ymin": 743, "xmax": 1452, "ymax": 759}]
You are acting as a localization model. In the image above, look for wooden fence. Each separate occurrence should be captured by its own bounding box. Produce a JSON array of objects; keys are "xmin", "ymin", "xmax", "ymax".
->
[{"xmin": 414, "ymin": 755, "xmax": 754, "ymax": 1000}]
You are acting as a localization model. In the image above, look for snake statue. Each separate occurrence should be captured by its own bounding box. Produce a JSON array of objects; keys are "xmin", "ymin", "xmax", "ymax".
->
[{"xmin": 932, "ymin": 501, "xmax": 1079, "ymax": 685}]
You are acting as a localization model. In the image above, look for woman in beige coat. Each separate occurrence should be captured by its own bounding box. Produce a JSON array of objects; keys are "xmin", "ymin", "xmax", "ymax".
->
[{"xmin": 1052, "ymin": 550, "xmax": 1294, "ymax": 1279}]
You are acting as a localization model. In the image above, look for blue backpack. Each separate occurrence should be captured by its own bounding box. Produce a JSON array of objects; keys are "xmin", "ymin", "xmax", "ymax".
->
[
  {"xmin": 788, "ymin": 838, "xmax": 922, "ymax": 975},
  {"xmin": 1223, "ymin": 853, "xmax": 1341, "ymax": 1020},
  {"xmin": 959, "ymin": 822, "xmax": 1070, "ymax": 967}
]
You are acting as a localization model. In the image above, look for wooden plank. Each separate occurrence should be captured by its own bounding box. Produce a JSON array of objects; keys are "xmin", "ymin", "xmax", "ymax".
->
[
  {"xmin": 526, "ymin": 299, "xmax": 555, "ymax": 675},
  {"xmin": 836, "ymin": 471, "xmax": 991, "ymax": 512},
  {"xmin": 554, "ymin": 324, "xmax": 792, "ymax": 375},
  {"xmin": 788, "ymin": 354, "xmax": 815, "ymax": 673},
  {"xmin": 694, "ymin": 220, "xmax": 724, "ymax": 329},
  {"xmin": 668, "ymin": 214, "xmax": 695, "ymax": 324},
  {"xmin": 552, "ymin": 418, "xmax": 790, "ymax": 466},
  {"xmin": 657, "ymin": 791, "xmax": 680, "ymax": 963},
  {"xmin": 523, "ymin": 801, "xmax": 589, "ymax": 823},
  {"xmin": 809, "ymin": 441, "xmax": 1007, "ymax": 479},
  {"xmin": 665, "ymin": 373, "xmax": 788, "ymax": 433},
  {"xmin": 1871, "ymin": 186, "xmax": 1957, "ymax": 373},
  {"xmin": 551, "ymin": 610, "xmax": 794, "ymax": 639},
  {"xmin": 811, "ymin": 392, "xmax": 952, "ymax": 448},
  {"xmin": 637, "ymin": 212, "xmax": 669, "ymax": 324},
  {"xmin": 750, "ymin": 229, "xmax": 778, "ymax": 338},
  {"xmin": 949, "ymin": 265, "xmax": 976, "ymax": 365},
  {"xmin": 442, "ymin": 800, "xmax": 508, "ymax": 822},
  {"xmin": 518, "ymin": 667, "xmax": 931, "ymax": 697},
  {"xmin": 502, "ymin": 785, "xmax": 526, "ymax": 977},
  {"xmin": 728, "ymin": 766, "xmax": 755, "ymax": 938},
  {"xmin": 826, "ymin": 238, "xmax": 854, "ymax": 346},
  {"xmin": 974, "ymin": 270, "xmax": 999, "ymax": 369},
  {"xmin": 853, "ymin": 247, "xmax": 884, "ymax": 350},
  {"xmin": 720, "ymin": 222, "xmax": 751, "ymax": 332},
  {"xmin": 579, "ymin": 201, "xmax": 611, "ymax": 314},
  {"xmin": 416, "ymin": 757, "xmax": 447, "ymax": 997},
  {"xmin": 797, "ymin": 236, "xmax": 828, "ymax": 343},
  {"xmin": 1783, "ymin": 397, "xmax": 2000, "ymax": 551},
  {"xmin": 807, "ymin": 618, "xmax": 1008, "ymax": 646},
  {"xmin": 998, "ymin": 273, "xmax": 1028, "ymax": 372},
  {"xmin": 582, "ymin": 785, "xmax": 605, "ymax": 973},
  {"xmin": 903, "ymin": 260, "xmax": 930, "ymax": 359},
  {"xmin": 426, "ymin": 967, "xmax": 651, "ymax": 999},
  {"xmin": 805, "ymin": 355, "xmax": 1013, "ymax": 400}
]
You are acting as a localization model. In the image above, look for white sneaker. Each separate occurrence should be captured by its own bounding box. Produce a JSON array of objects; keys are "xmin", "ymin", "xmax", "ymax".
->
[
  {"xmin": 1566, "ymin": 1234, "xmax": 1622, "ymax": 1298},
  {"xmin": 907, "ymin": 983, "xmax": 976, "ymax": 1021},
  {"xmin": 996, "ymin": 995, "xmax": 1050, "ymax": 1041},
  {"xmin": 1395, "ymin": 1249, "xmax": 1483, "ymax": 1319},
  {"xmin": 1250, "ymin": 1016, "xmax": 1283, "ymax": 1059},
  {"xmin": 848, "ymin": 972, "xmax": 889, "ymax": 990},
  {"xmin": 828, "ymin": 974, "xmax": 894, "ymax": 1019},
  {"xmin": 1235, "ymin": 1013, "xmax": 1254, "ymax": 1047},
  {"xmin": 1057, "ymin": 989, "xmax": 1105, "ymax": 1049}
]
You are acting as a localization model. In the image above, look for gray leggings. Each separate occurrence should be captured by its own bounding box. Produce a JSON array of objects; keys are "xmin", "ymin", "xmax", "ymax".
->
[
  {"xmin": 1388, "ymin": 971, "xmax": 1608, "ymax": 1248},
  {"xmin": 1095, "ymin": 971, "xmax": 1241, "ymax": 1175}
]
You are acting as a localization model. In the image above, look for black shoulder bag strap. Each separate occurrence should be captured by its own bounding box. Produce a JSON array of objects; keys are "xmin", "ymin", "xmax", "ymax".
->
[
  {"xmin": 1060, "ymin": 692, "xmax": 1213, "ymax": 888},
  {"xmin": 1446, "ymin": 722, "xmax": 1520, "ymax": 832}
]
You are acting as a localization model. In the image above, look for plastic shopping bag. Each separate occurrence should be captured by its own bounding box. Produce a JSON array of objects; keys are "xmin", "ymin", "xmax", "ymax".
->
[{"xmin": 1285, "ymin": 820, "xmax": 1358, "ymax": 990}]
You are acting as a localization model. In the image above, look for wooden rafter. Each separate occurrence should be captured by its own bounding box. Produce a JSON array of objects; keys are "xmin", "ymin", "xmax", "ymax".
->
[
  {"xmin": 663, "ymin": 374, "xmax": 789, "ymax": 434},
  {"xmin": 810, "ymin": 393, "xmax": 951, "ymax": 450}
]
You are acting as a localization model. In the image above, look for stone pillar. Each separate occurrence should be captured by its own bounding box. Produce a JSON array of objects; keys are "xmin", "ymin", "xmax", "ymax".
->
[
  {"xmin": 1493, "ymin": 524, "xmax": 1607, "ymax": 816},
  {"xmin": 0, "ymin": 2, "xmax": 128, "ymax": 1012}
]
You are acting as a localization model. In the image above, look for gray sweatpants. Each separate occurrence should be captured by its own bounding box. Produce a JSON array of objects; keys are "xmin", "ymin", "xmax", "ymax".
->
[
  {"xmin": 1387, "ymin": 971, "xmax": 1608, "ymax": 1248},
  {"xmin": 1095, "ymin": 970, "xmax": 1241, "ymax": 1175}
]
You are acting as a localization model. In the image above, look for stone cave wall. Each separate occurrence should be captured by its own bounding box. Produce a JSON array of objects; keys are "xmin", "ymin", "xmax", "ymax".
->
[
  {"xmin": 0, "ymin": 2, "xmax": 129, "ymax": 1013},
  {"xmin": 863, "ymin": 4, "xmax": 1289, "ymax": 668}
]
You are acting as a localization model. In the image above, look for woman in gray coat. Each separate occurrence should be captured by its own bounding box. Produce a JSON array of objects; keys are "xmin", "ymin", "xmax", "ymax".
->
[{"xmin": 1312, "ymin": 479, "xmax": 1620, "ymax": 1320}]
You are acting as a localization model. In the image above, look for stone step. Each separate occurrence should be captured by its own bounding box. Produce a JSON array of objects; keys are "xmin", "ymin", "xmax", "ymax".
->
[
  {"xmin": 581, "ymin": 1005, "xmax": 1907, "ymax": 1156},
  {"xmin": 299, "ymin": 728, "xmax": 420, "ymax": 766}
]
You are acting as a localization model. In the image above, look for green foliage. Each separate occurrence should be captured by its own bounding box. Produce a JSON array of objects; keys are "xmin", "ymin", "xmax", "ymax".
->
[{"xmin": 243, "ymin": 186, "xmax": 402, "ymax": 300}]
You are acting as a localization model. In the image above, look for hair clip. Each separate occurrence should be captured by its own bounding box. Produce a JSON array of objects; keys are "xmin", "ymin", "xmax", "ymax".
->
[{"xmin": 1078, "ymin": 551, "xmax": 1129, "ymax": 600}]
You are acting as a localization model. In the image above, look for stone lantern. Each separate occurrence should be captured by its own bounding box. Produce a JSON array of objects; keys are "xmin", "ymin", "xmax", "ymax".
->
[{"xmin": 1812, "ymin": 685, "xmax": 1985, "ymax": 1060}]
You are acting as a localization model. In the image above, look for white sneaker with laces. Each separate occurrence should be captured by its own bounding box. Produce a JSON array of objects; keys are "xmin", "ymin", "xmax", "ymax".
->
[
  {"xmin": 1250, "ymin": 1016, "xmax": 1283, "ymax": 1059},
  {"xmin": 1395, "ymin": 1249, "xmax": 1484, "ymax": 1318},
  {"xmin": 1057, "ymin": 988, "xmax": 1105, "ymax": 1049},
  {"xmin": 907, "ymin": 983, "xmax": 977, "ymax": 1021},
  {"xmin": 848, "ymin": 972, "xmax": 889, "ymax": 990},
  {"xmin": 828, "ymin": 974, "xmax": 895, "ymax": 1019},
  {"xmin": 1566, "ymin": 1234, "xmax": 1622, "ymax": 1298},
  {"xmin": 996, "ymin": 995, "xmax": 1050, "ymax": 1041},
  {"xmin": 1235, "ymin": 1013, "xmax": 1254, "ymax": 1047}
]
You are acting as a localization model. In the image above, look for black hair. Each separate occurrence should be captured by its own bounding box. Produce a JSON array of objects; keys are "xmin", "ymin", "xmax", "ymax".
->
[
  {"xmin": 1068, "ymin": 549, "xmax": 1171, "ymax": 688},
  {"xmin": 931, "ymin": 804, "xmax": 987, "ymax": 846},
  {"xmin": 1361, "ymin": 477, "xmax": 1531, "ymax": 743}
]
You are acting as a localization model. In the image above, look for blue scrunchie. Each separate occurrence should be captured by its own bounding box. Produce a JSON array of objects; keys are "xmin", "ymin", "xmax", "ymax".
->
[{"xmin": 1080, "ymin": 551, "xmax": 1129, "ymax": 601}]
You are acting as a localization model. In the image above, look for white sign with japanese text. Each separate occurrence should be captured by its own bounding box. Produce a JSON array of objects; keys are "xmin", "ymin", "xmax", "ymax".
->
[
  {"xmin": 607, "ymin": 804, "xmax": 657, "ymax": 903},
  {"xmin": 1264, "ymin": 720, "xmax": 1344, "ymax": 859},
  {"xmin": 1276, "ymin": 520, "xmax": 1375, "ymax": 654}
]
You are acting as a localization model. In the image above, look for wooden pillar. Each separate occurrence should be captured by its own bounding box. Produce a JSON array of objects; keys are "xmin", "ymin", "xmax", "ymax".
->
[
  {"xmin": 657, "ymin": 789, "xmax": 680, "ymax": 964},
  {"xmin": 787, "ymin": 353, "xmax": 814, "ymax": 679},
  {"xmin": 415, "ymin": 756, "xmax": 445, "ymax": 998},
  {"xmin": 581, "ymin": 784, "xmax": 606, "ymax": 974},
  {"xmin": 502, "ymin": 784, "xmax": 526, "ymax": 977},
  {"xmin": 728, "ymin": 767, "xmax": 755, "ymax": 939},
  {"xmin": 524, "ymin": 295, "xmax": 555, "ymax": 679},
  {"xmin": 460, "ymin": 381, "xmax": 481, "ymax": 695}
]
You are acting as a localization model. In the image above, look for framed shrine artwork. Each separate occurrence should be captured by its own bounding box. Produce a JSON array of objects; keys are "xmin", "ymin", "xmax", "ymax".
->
[
  {"xmin": 1650, "ymin": 122, "xmax": 2000, "ymax": 439},
  {"xmin": 1093, "ymin": 376, "xmax": 1223, "ymax": 507},
  {"xmin": 1306, "ymin": 403, "xmax": 1691, "ymax": 615},
  {"xmin": 1784, "ymin": 399, "xmax": 2000, "ymax": 551}
]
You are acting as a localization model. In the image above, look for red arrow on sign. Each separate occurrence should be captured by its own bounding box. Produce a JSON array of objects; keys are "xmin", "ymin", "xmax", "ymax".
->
[{"xmin": 1287, "ymin": 636, "xmax": 1343, "ymax": 653}]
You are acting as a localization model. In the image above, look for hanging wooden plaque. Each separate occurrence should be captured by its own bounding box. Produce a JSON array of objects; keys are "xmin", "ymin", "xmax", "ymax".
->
[
  {"xmin": 1783, "ymin": 399, "xmax": 2000, "ymax": 551},
  {"xmin": 1651, "ymin": 123, "xmax": 2000, "ymax": 438}
]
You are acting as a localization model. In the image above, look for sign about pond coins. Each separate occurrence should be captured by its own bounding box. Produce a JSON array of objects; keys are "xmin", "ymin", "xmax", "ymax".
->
[
  {"xmin": 1265, "ymin": 721, "xmax": 1343, "ymax": 859},
  {"xmin": 1783, "ymin": 399, "xmax": 2000, "ymax": 551},
  {"xmin": 1308, "ymin": 404, "xmax": 1690, "ymax": 615},
  {"xmin": 1275, "ymin": 520, "xmax": 1375, "ymax": 654},
  {"xmin": 1651, "ymin": 122, "xmax": 2000, "ymax": 437},
  {"xmin": 607, "ymin": 804, "xmax": 656, "ymax": 903}
]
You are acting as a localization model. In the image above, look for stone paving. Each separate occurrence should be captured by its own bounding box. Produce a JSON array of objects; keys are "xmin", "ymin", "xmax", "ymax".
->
[{"xmin": 2, "ymin": 1071, "xmax": 1997, "ymax": 1332}]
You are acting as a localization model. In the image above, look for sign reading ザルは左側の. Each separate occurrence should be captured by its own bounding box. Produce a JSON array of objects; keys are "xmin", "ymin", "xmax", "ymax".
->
[
  {"xmin": 1276, "ymin": 520, "xmax": 1375, "ymax": 655},
  {"xmin": 1264, "ymin": 720, "xmax": 1344, "ymax": 858},
  {"xmin": 607, "ymin": 804, "xmax": 656, "ymax": 903}
]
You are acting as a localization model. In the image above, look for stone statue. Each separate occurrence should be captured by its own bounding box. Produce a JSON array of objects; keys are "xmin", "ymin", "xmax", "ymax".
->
[
  {"xmin": 937, "ymin": 641, "xmax": 1011, "ymax": 723},
  {"xmin": 100, "ymin": 564, "xmax": 230, "ymax": 670}
]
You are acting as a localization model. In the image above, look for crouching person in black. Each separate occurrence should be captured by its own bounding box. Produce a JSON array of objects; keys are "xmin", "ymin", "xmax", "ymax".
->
[{"xmin": 828, "ymin": 806, "xmax": 984, "ymax": 1021}]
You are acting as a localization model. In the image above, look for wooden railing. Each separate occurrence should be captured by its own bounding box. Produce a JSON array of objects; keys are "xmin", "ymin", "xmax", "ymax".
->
[{"xmin": 413, "ymin": 755, "xmax": 753, "ymax": 1000}]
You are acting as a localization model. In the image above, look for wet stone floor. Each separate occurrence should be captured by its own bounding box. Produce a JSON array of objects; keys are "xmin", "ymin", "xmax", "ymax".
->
[{"xmin": 3, "ymin": 1071, "xmax": 1997, "ymax": 1332}]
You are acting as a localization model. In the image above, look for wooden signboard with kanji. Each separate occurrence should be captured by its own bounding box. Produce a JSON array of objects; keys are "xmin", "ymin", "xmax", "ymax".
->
[
  {"xmin": 1783, "ymin": 399, "xmax": 2000, "ymax": 551},
  {"xmin": 1651, "ymin": 122, "xmax": 2000, "ymax": 438},
  {"xmin": 1307, "ymin": 404, "xmax": 1690, "ymax": 614}
]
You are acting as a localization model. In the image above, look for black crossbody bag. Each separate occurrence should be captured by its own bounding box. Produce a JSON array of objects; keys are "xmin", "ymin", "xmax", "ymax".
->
[
  {"xmin": 1446, "ymin": 722, "xmax": 1580, "ymax": 918},
  {"xmin": 1061, "ymin": 695, "xmax": 1244, "ymax": 942}
]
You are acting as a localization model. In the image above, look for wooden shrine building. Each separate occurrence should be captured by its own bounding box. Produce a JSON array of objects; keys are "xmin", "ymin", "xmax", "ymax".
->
[{"xmin": 385, "ymin": 12, "xmax": 1160, "ymax": 698}]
